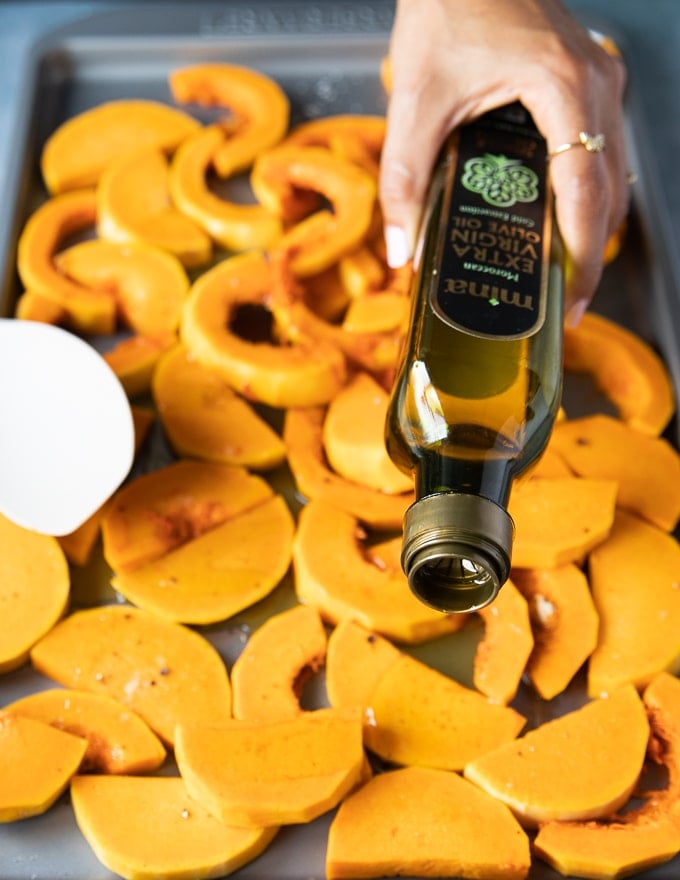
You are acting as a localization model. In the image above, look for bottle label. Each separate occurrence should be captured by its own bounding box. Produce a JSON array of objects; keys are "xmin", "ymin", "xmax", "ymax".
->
[{"xmin": 432, "ymin": 104, "xmax": 550, "ymax": 340}]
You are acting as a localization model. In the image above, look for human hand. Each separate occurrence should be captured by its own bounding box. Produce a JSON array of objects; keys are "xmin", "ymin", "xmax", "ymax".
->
[{"xmin": 379, "ymin": 0, "xmax": 629, "ymax": 325}]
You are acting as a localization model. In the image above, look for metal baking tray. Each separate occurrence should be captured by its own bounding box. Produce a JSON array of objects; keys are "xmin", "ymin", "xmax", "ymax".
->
[{"xmin": 0, "ymin": 4, "xmax": 679, "ymax": 880}]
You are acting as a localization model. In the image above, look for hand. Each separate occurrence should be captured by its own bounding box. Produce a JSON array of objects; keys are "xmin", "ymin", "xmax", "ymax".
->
[{"xmin": 379, "ymin": 0, "xmax": 629, "ymax": 325}]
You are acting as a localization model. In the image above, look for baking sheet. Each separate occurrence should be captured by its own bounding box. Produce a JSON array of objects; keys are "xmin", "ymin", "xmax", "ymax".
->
[{"xmin": 0, "ymin": 3, "xmax": 679, "ymax": 879}]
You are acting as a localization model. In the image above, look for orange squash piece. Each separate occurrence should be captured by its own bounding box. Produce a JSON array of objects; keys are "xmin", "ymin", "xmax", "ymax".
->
[
  {"xmin": 14, "ymin": 289, "xmax": 67, "ymax": 325},
  {"xmin": 463, "ymin": 685, "xmax": 649, "ymax": 827},
  {"xmin": 101, "ymin": 459, "xmax": 273, "ymax": 573},
  {"xmin": 587, "ymin": 510, "xmax": 680, "ymax": 698},
  {"xmin": 168, "ymin": 62, "xmax": 290, "ymax": 178},
  {"xmin": 104, "ymin": 334, "xmax": 172, "ymax": 398},
  {"xmin": 326, "ymin": 766, "xmax": 531, "ymax": 880},
  {"xmin": 181, "ymin": 250, "xmax": 347, "ymax": 408},
  {"xmin": 508, "ymin": 477, "xmax": 618, "ymax": 568},
  {"xmin": 0, "ymin": 712, "xmax": 87, "ymax": 822},
  {"xmin": 16, "ymin": 189, "xmax": 116, "ymax": 335},
  {"xmin": 338, "ymin": 244, "xmax": 386, "ymax": 299},
  {"xmin": 97, "ymin": 146, "xmax": 212, "ymax": 268},
  {"xmin": 231, "ymin": 604, "xmax": 327, "ymax": 722},
  {"xmin": 57, "ymin": 505, "xmax": 105, "ymax": 567},
  {"xmin": 473, "ymin": 578, "xmax": 534, "ymax": 705},
  {"xmin": 175, "ymin": 708, "xmax": 365, "ymax": 827},
  {"xmin": 284, "ymin": 406, "xmax": 413, "ymax": 530},
  {"xmin": 325, "ymin": 619, "xmax": 401, "ymax": 710},
  {"xmin": 40, "ymin": 98, "xmax": 201, "ymax": 194},
  {"xmin": 293, "ymin": 499, "xmax": 464, "ymax": 645},
  {"xmin": 152, "ymin": 343, "xmax": 286, "ymax": 471},
  {"xmin": 534, "ymin": 672, "xmax": 680, "ymax": 879},
  {"xmin": 283, "ymin": 114, "xmax": 386, "ymax": 178},
  {"xmin": 364, "ymin": 652, "xmax": 525, "ymax": 771},
  {"xmin": 4, "ymin": 688, "xmax": 165, "ymax": 775},
  {"xmin": 342, "ymin": 290, "xmax": 410, "ymax": 335},
  {"xmin": 0, "ymin": 513, "xmax": 70, "ymax": 673},
  {"xmin": 563, "ymin": 311, "xmax": 675, "ymax": 436},
  {"xmin": 30, "ymin": 604, "xmax": 231, "ymax": 746},
  {"xmin": 512, "ymin": 564, "xmax": 599, "ymax": 700},
  {"xmin": 550, "ymin": 413, "xmax": 680, "ymax": 532},
  {"xmin": 71, "ymin": 775, "xmax": 278, "ymax": 880},
  {"xmin": 111, "ymin": 494, "xmax": 294, "ymax": 625}
]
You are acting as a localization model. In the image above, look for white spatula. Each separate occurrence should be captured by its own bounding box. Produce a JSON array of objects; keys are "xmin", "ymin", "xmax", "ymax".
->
[{"xmin": 0, "ymin": 319, "xmax": 135, "ymax": 536}]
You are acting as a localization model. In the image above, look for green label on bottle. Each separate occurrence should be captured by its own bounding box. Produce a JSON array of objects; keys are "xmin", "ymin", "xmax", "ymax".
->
[{"xmin": 433, "ymin": 104, "xmax": 550, "ymax": 339}]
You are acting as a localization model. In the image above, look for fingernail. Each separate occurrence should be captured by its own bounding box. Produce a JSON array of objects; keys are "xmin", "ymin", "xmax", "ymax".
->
[
  {"xmin": 565, "ymin": 299, "xmax": 588, "ymax": 328},
  {"xmin": 385, "ymin": 225, "xmax": 411, "ymax": 268}
]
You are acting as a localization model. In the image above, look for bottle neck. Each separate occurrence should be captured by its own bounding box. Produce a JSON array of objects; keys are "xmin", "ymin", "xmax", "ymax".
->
[{"xmin": 414, "ymin": 448, "xmax": 515, "ymax": 508}]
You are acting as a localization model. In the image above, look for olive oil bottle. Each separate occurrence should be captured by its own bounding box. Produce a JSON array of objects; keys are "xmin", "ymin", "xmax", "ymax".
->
[{"xmin": 386, "ymin": 103, "xmax": 564, "ymax": 613}]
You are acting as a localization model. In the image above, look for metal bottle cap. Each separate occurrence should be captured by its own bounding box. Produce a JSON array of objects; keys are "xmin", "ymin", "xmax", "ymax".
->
[{"xmin": 401, "ymin": 492, "xmax": 514, "ymax": 614}]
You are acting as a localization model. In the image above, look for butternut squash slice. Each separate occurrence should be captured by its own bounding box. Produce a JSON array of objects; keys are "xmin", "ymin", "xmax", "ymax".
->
[
  {"xmin": 40, "ymin": 98, "xmax": 201, "ymax": 194},
  {"xmin": 14, "ymin": 289, "xmax": 67, "ymax": 325},
  {"xmin": 251, "ymin": 145, "xmax": 376, "ymax": 277},
  {"xmin": 0, "ymin": 712, "xmax": 87, "ymax": 822},
  {"xmin": 30, "ymin": 604, "xmax": 232, "ymax": 746},
  {"xmin": 180, "ymin": 250, "xmax": 347, "ymax": 408},
  {"xmin": 168, "ymin": 62, "xmax": 290, "ymax": 179},
  {"xmin": 4, "ymin": 688, "xmax": 165, "ymax": 775},
  {"xmin": 283, "ymin": 114, "xmax": 386, "ymax": 178},
  {"xmin": 16, "ymin": 189, "xmax": 116, "ymax": 335},
  {"xmin": 364, "ymin": 652, "xmax": 525, "ymax": 771},
  {"xmin": 508, "ymin": 477, "xmax": 618, "ymax": 568},
  {"xmin": 55, "ymin": 238, "xmax": 189, "ymax": 339},
  {"xmin": 534, "ymin": 672, "xmax": 680, "ymax": 879},
  {"xmin": 563, "ymin": 311, "xmax": 675, "ymax": 437},
  {"xmin": 587, "ymin": 510, "xmax": 680, "ymax": 698},
  {"xmin": 463, "ymin": 684, "xmax": 649, "ymax": 827},
  {"xmin": 511, "ymin": 564, "xmax": 599, "ymax": 700},
  {"xmin": 169, "ymin": 123, "xmax": 283, "ymax": 251},
  {"xmin": 342, "ymin": 290, "xmax": 410, "ymax": 335},
  {"xmin": 230, "ymin": 604, "xmax": 327, "ymax": 722},
  {"xmin": 152, "ymin": 343, "xmax": 285, "ymax": 471},
  {"xmin": 293, "ymin": 499, "xmax": 464, "ymax": 645},
  {"xmin": 338, "ymin": 244, "xmax": 386, "ymax": 299},
  {"xmin": 325, "ymin": 619, "xmax": 401, "ymax": 710},
  {"xmin": 101, "ymin": 459, "xmax": 273, "ymax": 573},
  {"xmin": 111, "ymin": 494, "xmax": 294, "ymax": 625},
  {"xmin": 0, "ymin": 513, "xmax": 70, "ymax": 673},
  {"xmin": 326, "ymin": 766, "xmax": 531, "ymax": 880},
  {"xmin": 175, "ymin": 707, "xmax": 365, "ymax": 827},
  {"xmin": 550, "ymin": 413, "xmax": 680, "ymax": 532},
  {"xmin": 322, "ymin": 372, "xmax": 412, "ymax": 494},
  {"xmin": 473, "ymin": 578, "xmax": 534, "ymax": 705},
  {"xmin": 284, "ymin": 406, "xmax": 413, "ymax": 530},
  {"xmin": 97, "ymin": 146, "xmax": 212, "ymax": 268},
  {"xmin": 104, "ymin": 334, "xmax": 172, "ymax": 397},
  {"xmin": 71, "ymin": 775, "xmax": 278, "ymax": 880}
]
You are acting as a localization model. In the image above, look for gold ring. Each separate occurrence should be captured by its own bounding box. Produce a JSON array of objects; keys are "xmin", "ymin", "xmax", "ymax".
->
[{"xmin": 549, "ymin": 131, "xmax": 606, "ymax": 158}]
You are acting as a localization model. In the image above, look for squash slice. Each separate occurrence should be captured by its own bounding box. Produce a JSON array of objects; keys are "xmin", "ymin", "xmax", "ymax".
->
[
  {"xmin": 342, "ymin": 290, "xmax": 410, "ymax": 335},
  {"xmin": 4, "ymin": 688, "xmax": 165, "ymax": 775},
  {"xmin": 175, "ymin": 707, "xmax": 365, "ymax": 827},
  {"xmin": 180, "ymin": 250, "xmax": 347, "ymax": 408},
  {"xmin": 463, "ymin": 684, "xmax": 649, "ymax": 827},
  {"xmin": 364, "ymin": 652, "xmax": 525, "ymax": 771},
  {"xmin": 293, "ymin": 499, "xmax": 464, "ymax": 645},
  {"xmin": 71, "ymin": 775, "xmax": 278, "ymax": 880},
  {"xmin": 111, "ymin": 494, "xmax": 295, "ymax": 625},
  {"xmin": 512, "ymin": 564, "xmax": 599, "ymax": 700},
  {"xmin": 0, "ymin": 712, "xmax": 87, "ymax": 822},
  {"xmin": 30, "ymin": 605, "xmax": 231, "ymax": 746},
  {"xmin": 326, "ymin": 765, "xmax": 531, "ymax": 880},
  {"xmin": 534, "ymin": 673, "xmax": 680, "ymax": 879},
  {"xmin": 508, "ymin": 477, "xmax": 618, "ymax": 568},
  {"xmin": 284, "ymin": 406, "xmax": 413, "ymax": 530},
  {"xmin": 587, "ymin": 510, "xmax": 680, "ymax": 698},
  {"xmin": 104, "ymin": 334, "xmax": 172, "ymax": 398},
  {"xmin": 40, "ymin": 98, "xmax": 200, "ymax": 194},
  {"xmin": 101, "ymin": 460, "xmax": 273, "ymax": 573},
  {"xmin": 322, "ymin": 372, "xmax": 412, "ymax": 494},
  {"xmin": 550, "ymin": 413, "xmax": 680, "ymax": 532},
  {"xmin": 325, "ymin": 619, "xmax": 401, "ymax": 710},
  {"xmin": 231, "ymin": 605, "xmax": 327, "ymax": 722},
  {"xmin": 97, "ymin": 146, "xmax": 212, "ymax": 268},
  {"xmin": 152, "ymin": 343, "xmax": 285, "ymax": 471},
  {"xmin": 563, "ymin": 311, "xmax": 675, "ymax": 437},
  {"xmin": 283, "ymin": 114, "xmax": 386, "ymax": 178},
  {"xmin": 0, "ymin": 513, "xmax": 70, "ymax": 673},
  {"xmin": 16, "ymin": 189, "xmax": 116, "ymax": 335}
]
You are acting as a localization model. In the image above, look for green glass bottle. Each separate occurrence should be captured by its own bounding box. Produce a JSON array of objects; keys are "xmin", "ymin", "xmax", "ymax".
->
[{"xmin": 385, "ymin": 103, "xmax": 564, "ymax": 614}]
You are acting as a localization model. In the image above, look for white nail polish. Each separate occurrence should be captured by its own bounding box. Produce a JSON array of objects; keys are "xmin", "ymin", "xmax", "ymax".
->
[{"xmin": 385, "ymin": 225, "xmax": 410, "ymax": 268}]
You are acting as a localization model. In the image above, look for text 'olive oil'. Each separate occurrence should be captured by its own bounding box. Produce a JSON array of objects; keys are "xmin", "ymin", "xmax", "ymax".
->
[{"xmin": 386, "ymin": 103, "xmax": 564, "ymax": 614}]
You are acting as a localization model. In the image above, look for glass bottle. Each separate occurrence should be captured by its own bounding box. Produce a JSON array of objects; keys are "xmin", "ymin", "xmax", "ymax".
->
[{"xmin": 385, "ymin": 102, "xmax": 564, "ymax": 614}]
